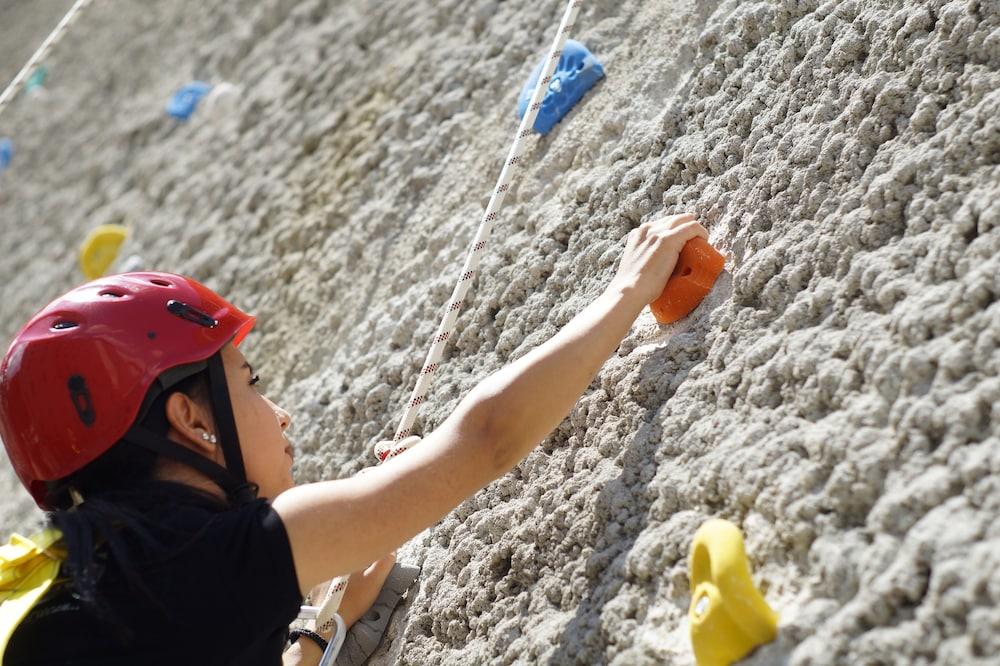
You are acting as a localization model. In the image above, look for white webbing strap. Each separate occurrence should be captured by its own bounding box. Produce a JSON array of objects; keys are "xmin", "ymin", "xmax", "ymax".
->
[
  {"xmin": 0, "ymin": 0, "xmax": 96, "ymax": 119},
  {"xmin": 314, "ymin": 0, "xmax": 585, "ymax": 640}
]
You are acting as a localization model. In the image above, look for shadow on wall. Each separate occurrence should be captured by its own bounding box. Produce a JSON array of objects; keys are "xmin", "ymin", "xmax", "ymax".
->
[{"xmin": 545, "ymin": 275, "xmax": 729, "ymax": 665}]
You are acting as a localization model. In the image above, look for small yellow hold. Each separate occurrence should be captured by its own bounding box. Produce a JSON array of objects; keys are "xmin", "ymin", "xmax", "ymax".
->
[
  {"xmin": 79, "ymin": 224, "xmax": 129, "ymax": 280},
  {"xmin": 689, "ymin": 519, "xmax": 778, "ymax": 666}
]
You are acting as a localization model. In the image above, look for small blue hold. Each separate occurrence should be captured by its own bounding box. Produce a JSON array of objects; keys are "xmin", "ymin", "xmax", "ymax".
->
[
  {"xmin": 0, "ymin": 138, "xmax": 13, "ymax": 172},
  {"xmin": 166, "ymin": 81, "xmax": 213, "ymax": 121},
  {"xmin": 517, "ymin": 40, "xmax": 605, "ymax": 135}
]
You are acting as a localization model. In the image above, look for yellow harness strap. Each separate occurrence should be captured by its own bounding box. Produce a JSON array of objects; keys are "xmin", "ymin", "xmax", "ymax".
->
[{"xmin": 0, "ymin": 529, "xmax": 65, "ymax": 658}]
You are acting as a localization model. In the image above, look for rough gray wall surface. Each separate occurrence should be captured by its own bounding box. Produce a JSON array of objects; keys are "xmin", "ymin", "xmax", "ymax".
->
[
  {"xmin": 0, "ymin": 0, "xmax": 76, "ymax": 86},
  {"xmin": 1, "ymin": 1, "xmax": 998, "ymax": 664}
]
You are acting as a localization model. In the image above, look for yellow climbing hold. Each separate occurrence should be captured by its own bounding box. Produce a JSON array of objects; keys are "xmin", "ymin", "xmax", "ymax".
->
[
  {"xmin": 0, "ymin": 529, "xmax": 64, "ymax": 657},
  {"xmin": 79, "ymin": 224, "xmax": 128, "ymax": 280},
  {"xmin": 689, "ymin": 519, "xmax": 778, "ymax": 666}
]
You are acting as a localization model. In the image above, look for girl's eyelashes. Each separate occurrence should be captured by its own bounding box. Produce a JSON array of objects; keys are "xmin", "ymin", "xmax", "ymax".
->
[{"xmin": 249, "ymin": 374, "xmax": 261, "ymax": 387}]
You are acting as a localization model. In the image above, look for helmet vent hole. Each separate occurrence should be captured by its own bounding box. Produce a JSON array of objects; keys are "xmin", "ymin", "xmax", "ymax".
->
[
  {"xmin": 150, "ymin": 279, "xmax": 172, "ymax": 287},
  {"xmin": 52, "ymin": 321, "xmax": 78, "ymax": 330},
  {"xmin": 99, "ymin": 290, "xmax": 125, "ymax": 298}
]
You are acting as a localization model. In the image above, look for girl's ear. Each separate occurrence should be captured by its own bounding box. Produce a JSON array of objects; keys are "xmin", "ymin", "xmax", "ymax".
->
[{"xmin": 164, "ymin": 391, "xmax": 217, "ymax": 457}]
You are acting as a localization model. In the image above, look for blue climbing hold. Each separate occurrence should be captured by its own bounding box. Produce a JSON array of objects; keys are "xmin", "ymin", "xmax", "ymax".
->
[
  {"xmin": 0, "ymin": 138, "xmax": 13, "ymax": 173},
  {"xmin": 517, "ymin": 40, "xmax": 605, "ymax": 135},
  {"xmin": 166, "ymin": 81, "xmax": 212, "ymax": 121}
]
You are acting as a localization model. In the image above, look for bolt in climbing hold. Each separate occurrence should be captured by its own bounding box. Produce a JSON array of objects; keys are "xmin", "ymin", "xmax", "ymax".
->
[
  {"xmin": 517, "ymin": 39, "xmax": 604, "ymax": 135},
  {"xmin": 650, "ymin": 237, "xmax": 725, "ymax": 324},
  {"xmin": 78, "ymin": 224, "xmax": 129, "ymax": 280},
  {"xmin": 689, "ymin": 519, "xmax": 778, "ymax": 666},
  {"xmin": 166, "ymin": 81, "xmax": 212, "ymax": 121}
]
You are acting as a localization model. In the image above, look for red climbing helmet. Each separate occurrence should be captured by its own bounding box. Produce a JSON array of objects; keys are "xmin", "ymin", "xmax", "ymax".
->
[{"xmin": 0, "ymin": 272, "xmax": 256, "ymax": 507}]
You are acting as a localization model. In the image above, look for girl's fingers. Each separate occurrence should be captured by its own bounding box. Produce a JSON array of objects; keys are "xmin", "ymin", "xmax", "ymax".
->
[
  {"xmin": 630, "ymin": 225, "xmax": 648, "ymax": 245},
  {"xmin": 353, "ymin": 552, "xmax": 395, "ymax": 579},
  {"xmin": 654, "ymin": 220, "xmax": 708, "ymax": 243},
  {"xmin": 663, "ymin": 212, "xmax": 697, "ymax": 229},
  {"xmin": 683, "ymin": 220, "xmax": 709, "ymax": 240},
  {"xmin": 631, "ymin": 214, "xmax": 695, "ymax": 245}
]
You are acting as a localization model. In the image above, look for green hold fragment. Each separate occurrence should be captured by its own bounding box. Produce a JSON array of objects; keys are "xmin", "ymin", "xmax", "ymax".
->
[{"xmin": 25, "ymin": 67, "xmax": 48, "ymax": 93}]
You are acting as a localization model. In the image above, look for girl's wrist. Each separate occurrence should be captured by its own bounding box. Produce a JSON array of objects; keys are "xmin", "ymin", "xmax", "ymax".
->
[{"xmin": 601, "ymin": 280, "xmax": 649, "ymax": 317}]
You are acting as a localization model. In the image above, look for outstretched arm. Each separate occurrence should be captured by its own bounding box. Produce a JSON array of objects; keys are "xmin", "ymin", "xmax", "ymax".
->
[{"xmin": 273, "ymin": 214, "xmax": 707, "ymax": 594}]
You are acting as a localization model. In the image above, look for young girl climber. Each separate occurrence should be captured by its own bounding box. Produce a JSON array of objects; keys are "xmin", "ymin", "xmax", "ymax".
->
[{"xmin": 0, "ymin": 214, "xmax": 706, "ymax": 665}]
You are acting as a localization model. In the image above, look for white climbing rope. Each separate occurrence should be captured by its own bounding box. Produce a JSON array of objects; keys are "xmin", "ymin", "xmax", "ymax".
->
[
  {"xmin": 314, "ymin": 0, "xmax": 586, "ymax": 643},
  {"xmin": 380, "ymin": 0, "xmax": 584, "ymax": 459},
  {"xmin": 0, "ymin": 0, "xmax": 96, "ymax": 119}
]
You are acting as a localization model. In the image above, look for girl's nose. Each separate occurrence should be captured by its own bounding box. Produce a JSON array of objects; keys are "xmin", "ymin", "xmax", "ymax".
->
[
  {"xmin": 265, "ymin": 396, "xmax": 292, "ymax": 430},
  {"xmin": 276, "ymin": 407, "xmax": 292, "ymax": 430}
]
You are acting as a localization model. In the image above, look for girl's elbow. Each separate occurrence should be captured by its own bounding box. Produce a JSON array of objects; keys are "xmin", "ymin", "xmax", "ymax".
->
[
  {"xmin": 458, "ymin": 387, "xmax": 513, "ymax": 475},
  {"xmin": 484, "ymin": 412, "xmax": 521, "ymax": 474}
]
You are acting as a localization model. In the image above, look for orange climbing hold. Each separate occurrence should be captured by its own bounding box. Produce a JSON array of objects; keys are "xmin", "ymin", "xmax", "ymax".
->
[{"xmin": 649, "ymin": 237, "xmax": 725, "ymax": 324}]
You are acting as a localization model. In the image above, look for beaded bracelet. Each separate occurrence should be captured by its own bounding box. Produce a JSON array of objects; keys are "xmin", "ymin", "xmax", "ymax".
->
[{"xmin": 288, "ymin": 628, "xmax": 329, "ymax": 653}]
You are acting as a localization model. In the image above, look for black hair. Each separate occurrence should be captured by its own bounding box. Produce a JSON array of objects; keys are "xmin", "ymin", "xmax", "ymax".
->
[{"xmin": 43, "ymin": 370, "xmax": 233, "ymax": 640}]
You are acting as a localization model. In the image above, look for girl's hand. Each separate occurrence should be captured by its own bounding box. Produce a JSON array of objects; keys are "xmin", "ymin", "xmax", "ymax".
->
[
  {"xmin": 609, "ymin": 213, "xmax": 708, "ymax": 305},
  {"xmin": 322, "ymin": 552, "xmax": 397, "ymax": 634}
]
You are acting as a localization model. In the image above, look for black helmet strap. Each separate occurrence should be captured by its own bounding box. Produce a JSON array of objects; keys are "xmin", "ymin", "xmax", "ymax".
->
[
  {"xmin": 206, "ymin": 352, "xmax": 249, "ymax": 486},
  {"xmin": 123, "ymin": 350, "xmax": 258, "ymax": 506},
  {"xmin": 123, "ymin": 425, "xmax": 256, "ymax": 504}
]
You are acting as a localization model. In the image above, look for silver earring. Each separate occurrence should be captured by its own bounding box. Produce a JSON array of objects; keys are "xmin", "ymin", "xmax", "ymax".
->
[{"xmin": 201, "ymin": 432, "xmax": 217, "ymax": 444}]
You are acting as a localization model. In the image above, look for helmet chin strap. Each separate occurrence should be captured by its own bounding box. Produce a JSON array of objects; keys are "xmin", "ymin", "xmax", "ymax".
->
[
  {"xmin": 205, "ymin": 352, "xmax": 254, "ymax": 495},
  {"xmin": 124, "ymin": 351, "xmax": 258, "ymax": 506}
]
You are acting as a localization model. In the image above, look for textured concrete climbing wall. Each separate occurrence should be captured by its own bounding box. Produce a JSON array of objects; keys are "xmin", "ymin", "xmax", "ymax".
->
[
  {"xmin": 0, "ymin": 0, "xmax": 77, "ymax": 86},
  {"xmin": 1, "ymin": 0, "xmax": 998, "ymax": 663}
]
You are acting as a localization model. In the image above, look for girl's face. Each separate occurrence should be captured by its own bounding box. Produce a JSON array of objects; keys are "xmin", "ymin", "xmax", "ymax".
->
[{"xmin": 220, "ymin": 344, "xmax": 295, "ymax": 499}]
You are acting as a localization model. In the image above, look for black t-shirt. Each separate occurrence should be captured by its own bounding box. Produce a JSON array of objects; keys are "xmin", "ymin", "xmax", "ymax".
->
[{"xmin": 5, "ymin": 498, "xmax": 302, "ymax": 665}]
